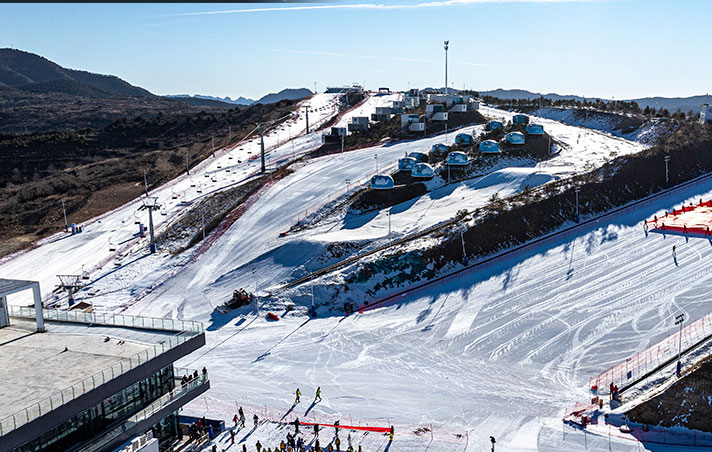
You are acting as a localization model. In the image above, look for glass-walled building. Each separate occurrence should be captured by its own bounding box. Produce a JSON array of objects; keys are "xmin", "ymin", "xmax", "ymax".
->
[{"xmin": 0, "ymin": 280, "xmax": 209, "ymax": 452}]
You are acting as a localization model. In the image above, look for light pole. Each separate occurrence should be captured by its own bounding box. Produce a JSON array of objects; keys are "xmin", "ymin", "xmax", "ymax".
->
[
  {"xmin": 61, "ymin": 200, "xmax": 68, "ymax": 232},
  {"xmin": 260, "ymin": 125, "xmax": 266, "ymax": 173},
  {"xmin": 374, "ymin": 154, "xmax": 379, "ymax": 173},
  {"xmin": 444, "ymin": 40, "xmax": 449, "ymax": 96},
  {"xmin": 675, "ymin": 313, "xmax": 685, "ymax": 376},
  {"xmin": 575, "ymin": 186, "xmax": 581, "ymax": 223},
  {"xmin": 664, "ymin": 155, "xmax": 670, "ymax": 188},
  {"xmin": 304, "ymin": 106, "xmax": 310, "ymax": 134}
]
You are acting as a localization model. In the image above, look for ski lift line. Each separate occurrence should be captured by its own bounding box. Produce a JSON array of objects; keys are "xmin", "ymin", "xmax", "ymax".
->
[{"xmin": 118, "ymin": 171, "xmax": 288, "ymax": 312}]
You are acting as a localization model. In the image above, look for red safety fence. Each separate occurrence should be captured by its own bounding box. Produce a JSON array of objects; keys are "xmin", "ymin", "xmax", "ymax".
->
[
  {"xmin": 590, "ymin": 310, "xmax": 712, "ymax": 395},
  {"xmin": 299, "ymin": 422, "xmax": 390, "ymax": 434}
]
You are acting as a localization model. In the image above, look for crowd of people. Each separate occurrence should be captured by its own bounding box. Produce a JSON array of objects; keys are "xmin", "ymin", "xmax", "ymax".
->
[{"xmin": 216, "ymin": 387, "xmax": 394, "ymax": 452}]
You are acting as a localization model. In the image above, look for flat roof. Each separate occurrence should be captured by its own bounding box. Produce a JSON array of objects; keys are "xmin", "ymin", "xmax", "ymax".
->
[{"xmin": 0, "ymin": 318, "xmax": 175, "ymax": 418}]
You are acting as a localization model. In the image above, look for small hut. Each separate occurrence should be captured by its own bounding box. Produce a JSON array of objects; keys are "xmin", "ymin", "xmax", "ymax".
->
[
  {"xmin": 526, "ymin": 123, "xmax": 544, "ymax": 135},
  {"xmin": 446, "ymin": 151, "xmax": 469, "ymax": 166},
  {"xmin": 455, "ymin": 133, "xmax": 474, "ymax": 146}
]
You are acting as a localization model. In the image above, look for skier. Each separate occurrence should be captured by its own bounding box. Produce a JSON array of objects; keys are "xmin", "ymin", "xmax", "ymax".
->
[
  {"xmin": 315, "ymin": 387, "xmax": 322, "ymax": 402},
  {"xmin": 231, "ymin": 430, "xmax": 236, "ymax": 445},
  {"xmin": 389, "ymin": 426, "xmax": 394, "ymax": 442},
  {"xmin": 243, "ymin": 445, "xmax": 248, "ymax": 452},
  {"xmin": 314, "ymin": 424, "xmax": 320, "ymax": 438},
  {"xmin": 254, "ymin": 414, "xmax": 259, "ymax": 428},
  {"xmin": 280, "ymin": 441, "xmax": 286, "ymax": 451},
  {"xmin": 297, "ymin": 437, "xmax": 304, "ymax": 450},
  {"xmin": 335, "ymin": 436, "xmax": 341, "ymax": 451},
  {"xmin": 256, "ymin": 440, "xmax": 262, "ymax": 452},
  {"xmin": 683, "ymin": 224, "xmax": 688, "ymax": 233},
  {"xmin": 239, "ymin": 407, "xmax": 246, "ymax": 428},
  {"xmin": 294, "ymin": 417, "xmax": 300, "ymax": 434},
  {"xmin": 347, "ymin": 433, "xmax": 352, "ymax": 450},
  {"xmin": 672, "ymin": 245, "xmax": 677, "ymax": 259},
  {"xmin": 334, "ymin": 420, "xmax": 339, "ymax": 437},
  {"xmin": 490, "ymin": 436, "xmax": 496, "ymax": 452},
  {"xmin": 233, "ymin": 414, "xmax": 239, "ymax": 428},
  {"xmin": 295, "ymin": 388, "xmax": 301, "ymax": 404},
  {"xmin": 315, "ymin": 439, "xmax": 320, "ymax": 451}
]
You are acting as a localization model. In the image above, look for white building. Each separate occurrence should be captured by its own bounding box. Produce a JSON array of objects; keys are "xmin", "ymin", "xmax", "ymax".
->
[
  {"xmin": 348, "ymin": 116, "xmax": 369, "ymax": 132},
  {"xmin": 701, "ymin": 104, "xmax": 712, "ymax": 123},
  {"xmin": 409, "ymin": 122, "xmax": 425, "ymax": 132},
  {"xmin": 401, "ymin": 114, "xmax": 420, "ymax": 126},
  {"xmin": 431, "ymin": 112, "xmax": 449, "ymax": 121}
]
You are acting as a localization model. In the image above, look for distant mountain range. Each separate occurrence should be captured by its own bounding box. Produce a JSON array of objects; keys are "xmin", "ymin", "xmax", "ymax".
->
[
  {"xmin": 0, "ymin": 48, "xmax": 153, "ymax": 98},
  {"xmin": 168, "ymin": 88, "xmax": 313, "ymax": 106},
  {"xmin": 166, "ymin": 94, "xmax": 255, "ymax": 106},
  {"xmin": 478, "ymin": 88, "xmax": 712, "ymax": 113}
]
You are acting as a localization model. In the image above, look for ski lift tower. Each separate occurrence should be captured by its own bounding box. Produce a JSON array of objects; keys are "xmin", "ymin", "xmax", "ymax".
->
[
  {"xmin": 139, "ymin": 196, "xmax": 161, "ymax": 253},
  {"xmin": 56, "ymin": 274, "xmax": 82, "ymax": 306}
]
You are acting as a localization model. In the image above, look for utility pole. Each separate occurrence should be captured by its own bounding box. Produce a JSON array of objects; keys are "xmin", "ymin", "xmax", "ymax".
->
[
  {"xmin": 460, "ymin": 230, "xmax": 467, "ymax": 264},
  {"xmin": 444, "ymin": 40, "xmax": 449, "ymax": 96},
  {"xmin": 260, "ymin": 125, "xmax": 266, "ymax": 173},
  {"xmin": 140, "ymin": 197, "xmax": 161, "ymax": 253},
  {"xmin": 341, "ymin": 133, "xmax": 345, "ymax": 153},
  {"xmin": 185, "ymin": 150, "xmax": 190, "ymax": 175},
  {"xmin": 665, "ymin": 155, "xmax": 671, "ymax": 188},
  {"xmin": 575, "ymin": 186, "xmax": 581, "ymax": 223},
  {"xmin": 305, "ymin": 107, "xmax": 310, "ymax": 134},
  {"xmin": 676, "ymin": 313, "xmax": 685, "ymax": 376},
  {"xmin": 201, "ymin": 207, "xmax": 206, "ymax": 241},
  {"xmin": 61, "ymin": 200, "xmax": 68, "ymax": 232}
]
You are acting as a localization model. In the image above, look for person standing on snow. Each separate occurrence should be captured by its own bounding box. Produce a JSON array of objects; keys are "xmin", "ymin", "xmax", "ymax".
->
[
  {"xmin": 314, "ymin": 423, "xmax": 320, "ymax": 438},
  {"xmin": 239, "ymin": 407, "xmax": 246, "ymax": 428},
  {"xmin": 315, "ymin": 387, "xmax": 322, "ymax": 402},
  {"xmin": 294, "ymin": 417, "xmax": 300, "ymax": 434},
  {"xmin": 295, "ymin": 388, "xmax": 301, "ymax": 404},
  {"xmin": 254, "ymin": 414, "xmax": 259, "ymax": 428}
]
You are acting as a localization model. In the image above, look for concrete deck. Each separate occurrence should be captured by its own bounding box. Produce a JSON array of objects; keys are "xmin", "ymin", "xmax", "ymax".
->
[{"xmin": 0, "ymin": 318, "xmax": 175, "ymax": 418}]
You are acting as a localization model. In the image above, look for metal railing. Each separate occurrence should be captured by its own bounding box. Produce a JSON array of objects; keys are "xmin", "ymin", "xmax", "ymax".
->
[
  {"xmin": 10, "ymin": 306, "xmax": 203, "ymax": 335},
  {"xmin": 0, "ymin": 307, "xmax": 204, "ymax": 437},
  {"xmin": 74, "ymin": 370, "xmax": 209, "ymax": 452}
]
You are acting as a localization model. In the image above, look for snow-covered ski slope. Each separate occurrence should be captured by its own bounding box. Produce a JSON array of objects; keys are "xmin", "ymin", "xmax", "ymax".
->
[
  {"xmin": 333, "ymin": 93, "xmax": 402, "ymax": 133},
  {"xmin": 0, "ymin": 93, "xmax": 342, "ymax": 301},
  {"xmin": 1, "ymin": 102, "xmax": 686, "ymax": 451},
  {"xmin": 178, "ymin": 175, "xmax": 712, "ymax": 452}
]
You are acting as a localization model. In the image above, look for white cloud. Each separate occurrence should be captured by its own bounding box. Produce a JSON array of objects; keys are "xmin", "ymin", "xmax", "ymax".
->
[{"xmin": 167, "ymin": 0, "xmax": 597, "ymax": 17}]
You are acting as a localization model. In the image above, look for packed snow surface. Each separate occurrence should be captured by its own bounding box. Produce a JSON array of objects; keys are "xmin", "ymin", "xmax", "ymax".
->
[{"xmin": 2, "ymin": 102, "xmax": 698, "ymax": 451}]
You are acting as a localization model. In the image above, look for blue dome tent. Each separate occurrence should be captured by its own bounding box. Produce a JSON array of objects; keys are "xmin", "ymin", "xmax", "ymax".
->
[
  {"xmin": 486, "ymin": 120, "xmax": 503, "ymax": 131},
  {"xmin": 506, "ymin": 132, "xmax": 526, "ymax": 144},
  {"xmin": 446, "ymin": 151, "xmax": 469, "ymax": 166},
  {"xmin": 455, "ymin": 133, "xmax": 473, "ymax": 145},
  {"xmin": 526, "ymin": 123, "xmax": 544, "ymax": 135},
  {"xmin": 479, "ymin": 140, "xmax": 500, "ymax": 153},
  {"xmin": 409, "ymin": 151, "xmax": 427, "ymax": 162},
  {"xmin": 370, "ymin": 174, "xmax": 395, "ymax": 190},
  {"xmin": 398, "ymin": 157, "xmax": 417, "ymax": 171},
  {"xmin": 411, "ymin": 163, "xmax": 434, "ymax": 179},
  {"xmin": 512, "ymin": 114, "xmax": 529, "ymax": 125}
]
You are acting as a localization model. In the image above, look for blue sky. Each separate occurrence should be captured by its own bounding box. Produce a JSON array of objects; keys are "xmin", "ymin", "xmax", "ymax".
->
[{"xmin": 1, "ymin": 0, "xmax": 710, "ymax": 100}]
